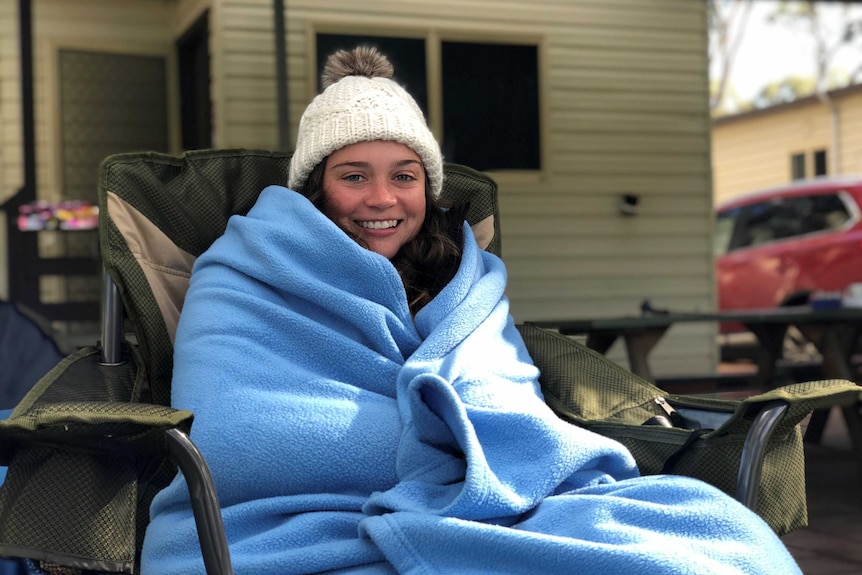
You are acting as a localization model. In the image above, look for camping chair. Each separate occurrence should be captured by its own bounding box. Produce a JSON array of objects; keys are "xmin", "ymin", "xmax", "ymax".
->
[{"xmin": 0, "ymin": 148, "xmax": 856, "ymax": 575}]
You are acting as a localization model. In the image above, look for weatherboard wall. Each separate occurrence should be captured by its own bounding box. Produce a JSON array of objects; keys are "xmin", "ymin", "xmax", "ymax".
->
[{"xmin": 2, "ymin": 0, "xmax": 717, "ymax": 377}]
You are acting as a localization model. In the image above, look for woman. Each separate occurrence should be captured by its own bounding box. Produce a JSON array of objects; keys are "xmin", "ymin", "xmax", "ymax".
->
[{"xmin": 141, "ymin": 46, "xmax": 801, "ymax": 575}]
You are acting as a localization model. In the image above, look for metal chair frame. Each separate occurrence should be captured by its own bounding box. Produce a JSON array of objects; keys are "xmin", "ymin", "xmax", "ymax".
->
[{"xmin": 101, "ymin": 273, "xmax": 234, "ymax": 575}]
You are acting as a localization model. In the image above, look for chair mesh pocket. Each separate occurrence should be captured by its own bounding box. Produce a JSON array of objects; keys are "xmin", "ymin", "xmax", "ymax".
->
[{"xmin": 0, "ymin": 446, "xmax": 137, "ymax": 574}]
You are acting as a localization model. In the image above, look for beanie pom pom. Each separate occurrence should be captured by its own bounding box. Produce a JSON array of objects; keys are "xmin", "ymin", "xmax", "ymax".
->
[{"xmin": 321, "ymin": 46, "xmax": 394, "ymax": 90}]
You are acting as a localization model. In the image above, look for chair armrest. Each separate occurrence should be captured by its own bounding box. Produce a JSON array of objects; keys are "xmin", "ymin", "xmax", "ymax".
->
[
  {"xmin": 0, "ymin": 401, "xmax": 193, "ymax": 462},
  {"xmin": 0, "ymin": 402, "xmax": 233, "ymax": 575}
]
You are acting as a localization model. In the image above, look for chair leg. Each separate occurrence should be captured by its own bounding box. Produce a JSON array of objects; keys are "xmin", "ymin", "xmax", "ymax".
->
[
  {"xmin": 735, "ymin": 401, "xmax": 789, "ymax": 510},
  {"xmin": 99, "ymin": 273, "xmax": 125, "ymax": 366},
  {"xmin": 166, "ymin": 428, "xmax": 234, "ymax": 575}
]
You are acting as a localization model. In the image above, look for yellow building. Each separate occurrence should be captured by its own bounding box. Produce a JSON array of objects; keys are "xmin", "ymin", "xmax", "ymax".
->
[{"xmin": 712, "ymin": 83, "xmax": 862, "ymax": 206}]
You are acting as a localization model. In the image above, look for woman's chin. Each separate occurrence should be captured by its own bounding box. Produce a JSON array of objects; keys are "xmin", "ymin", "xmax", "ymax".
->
[{"xmin": 367, "ymin": 242, "xmax": 399, "ymax": 259}]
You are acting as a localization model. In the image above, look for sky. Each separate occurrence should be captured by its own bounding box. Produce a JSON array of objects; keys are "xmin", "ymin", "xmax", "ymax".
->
[{"xmin": 715, "ymin": 1, "xmax": 862, "ymax": 105}]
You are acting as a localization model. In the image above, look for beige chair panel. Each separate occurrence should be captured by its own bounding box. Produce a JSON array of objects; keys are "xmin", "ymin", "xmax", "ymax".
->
[
  {"xmin": 108, "ymin": 192, "xmax": 493, "ymax": 341},
  {"xmin": 107, "ymin": 191, "xmax": 197, "ymax": 344},
  {"xmin": 471, "ymin": 215, "xmax": 494, "ymax": 251}
]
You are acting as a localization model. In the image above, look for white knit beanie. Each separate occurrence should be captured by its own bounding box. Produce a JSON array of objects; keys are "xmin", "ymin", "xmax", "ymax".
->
[{"xmin": 288, "ymin": 46, "xmax": 444, "ymax": 198}]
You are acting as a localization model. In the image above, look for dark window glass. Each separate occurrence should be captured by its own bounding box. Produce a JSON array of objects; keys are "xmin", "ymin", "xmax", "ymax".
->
[
  {"xmin": 791, "ymin": 153, "xmax": 806, "ymax": 180},
  {"xmin": 734, "ymin": 193, "xmax": 852, "ymax": 251},
  {"xmin": 314, "ymin": 34, "xmax": 541, "ymax": 172},
  {"xmin": 767, "ymin": 195, "xmax": 846, "ymax": 239},
  {"xmin": 315, "ymin": 34, "xmax": 427, "ymax": 115},
  {"xmin": 738, "ymin": 201, "xmax": 781, "ymax": 247},
  {"xmin": 770, "ymin": 197, "xmax": 812, "ymax": 240},
  {"xmin": 177, "ymin": 11, "xmax": 212, "ymax": 150},
  {"xmin": 814, "ymin": 149, "xmax": 827, "ymax": 176},
  {"xmin": 807, "ymin": 193, "xmax": 850, "ymax": 231},
  {"xmin": 441, "ymin": 41, "xmax": 540, "ymax": 171}
]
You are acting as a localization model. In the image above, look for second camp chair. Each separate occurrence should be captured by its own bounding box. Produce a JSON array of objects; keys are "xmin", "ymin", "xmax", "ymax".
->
[{"xmin": 0, "ymin": 148, "xmax": 857, "ymax": 575}]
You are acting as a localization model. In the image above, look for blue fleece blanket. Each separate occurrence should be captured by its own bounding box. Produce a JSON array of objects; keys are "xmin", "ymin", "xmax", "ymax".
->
[{"xmin": 142, "ymin": 186, "xmax": 800, "ymax": 575}]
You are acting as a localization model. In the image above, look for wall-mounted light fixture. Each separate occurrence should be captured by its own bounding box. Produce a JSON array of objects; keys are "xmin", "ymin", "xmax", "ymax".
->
[{"xmin": 617, "ymin": 193, "xmax": 639, "ymax": 216}]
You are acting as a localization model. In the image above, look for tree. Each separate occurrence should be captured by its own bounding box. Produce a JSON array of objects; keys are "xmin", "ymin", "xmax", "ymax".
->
[
  {"xmin": 708, "ymin": 0, "xmax": 755, "ymax": 114},
  {"xmin": 767, "ymin": 1, "xmax": 862, "ymax": 94},
  {"xmin": 752, "ymin": 75, "xmax": 816, "ymax": 108},
  {"xmin": 709, "ymin": 1, "xmax": 862, "ymax": 116}
]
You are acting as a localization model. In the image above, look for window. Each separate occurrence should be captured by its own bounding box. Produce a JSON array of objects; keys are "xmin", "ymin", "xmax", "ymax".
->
[
  {"xmin": 791, "ymin": 153, "xmax": 806, "ymax": 180},
  {"xmin": 814, "ymin": 149, "xmax": 828, "ymax": 176},
  {"xmin": 440, "ymin": 42, "xmax": 539, "ymax": 170},
  {"xmin": 714, "ymin": 208, "xmax": 741, "ymax": 256},
  {"xmin": 769, "ymin": 198, "xmax": 810, "ymax": 240},
  {"xmin": 790, "ymin": 150, "xmax": 828, "ymax": 180},
  {"xmin": 177, "ymin": 11, "xmax": 212, "ymax": 150},
  {"xmin": 738, "ymin": 201, "xmax": 781, "ymax": 248},
  {"xmin": 732, "ymin": 193, "xmax": 850, "ymax": 252},
  {"xmin": 315, "ymin": 32, "xmax": 541, "ymax": 172},
  {"xmin": 808, "ymin": 193, "xmax": 850, "ymax": 231}
]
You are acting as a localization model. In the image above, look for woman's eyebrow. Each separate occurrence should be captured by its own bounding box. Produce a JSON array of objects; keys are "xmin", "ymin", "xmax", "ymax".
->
[
  {"xmin": 394, "ymin": 159, "xmax": 422, "ymax": 168},
  {"xmin": 330, "ymin": 159, "xmax": 422, "ymax": 169},
  {"xmin": 329, "ymin": 160, "xmax": 371, "ymax": 169}
]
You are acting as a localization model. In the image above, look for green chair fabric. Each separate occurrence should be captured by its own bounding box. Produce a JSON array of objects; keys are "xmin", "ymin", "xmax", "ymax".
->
[
  {"xmin": 98, "ymin": 150, "xmax": 499, "ymax": 409},
  {"xmin": 0, "ymin": 148, "xmax": 855, "ymax": 575},
  {"xmin": 0, "ymin": 344, "xmax": 192, "ymax": 574},
  {"xmin": 0, "ymin": 149, "xmax": 501, "ymax": 575},
  {"xmin": 517, "ymin": 323, "xmax": 861, "ymax": 535}
]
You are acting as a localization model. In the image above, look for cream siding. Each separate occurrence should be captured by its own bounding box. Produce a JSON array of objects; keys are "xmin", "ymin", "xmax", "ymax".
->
[
  {"xmin": 3, "ymin": 0, "xmax": 716, "ymax": 377},
  {"xmin": 175, "ymin": 0, "xmax": 211, "ymax": 33},
  {"xmin": 213, "ymin": 0, "xmax": 279, "ymax": 148},
  {"xmin": 839, "ymin": 96, "xmax": 862, "ymax": 174}
]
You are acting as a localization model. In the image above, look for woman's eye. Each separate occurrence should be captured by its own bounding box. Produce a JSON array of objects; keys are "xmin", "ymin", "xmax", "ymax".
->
[
  {"xmin": 394, "ymin": 174, "xmax": 416, "ymax": 182},
  {"xmin": 344, "ymin": 174, "xmax": 364, "ymax": 182}
]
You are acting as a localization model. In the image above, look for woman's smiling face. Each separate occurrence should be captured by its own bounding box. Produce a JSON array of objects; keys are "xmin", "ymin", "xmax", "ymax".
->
[{"xmin": 322, "ymin": 140, "xmax": 427, "ymax": 259}]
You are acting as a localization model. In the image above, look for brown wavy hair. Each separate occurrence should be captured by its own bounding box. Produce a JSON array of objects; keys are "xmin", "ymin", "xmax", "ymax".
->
[{"xmin": 299, "ymin": 158, "xmax": 463, "ymax": 315}]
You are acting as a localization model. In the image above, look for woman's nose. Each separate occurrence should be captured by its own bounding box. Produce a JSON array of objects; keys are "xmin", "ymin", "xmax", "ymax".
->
[{"xmin": 365, "ymin": 181, "xmax": 397, "ymax": 207}]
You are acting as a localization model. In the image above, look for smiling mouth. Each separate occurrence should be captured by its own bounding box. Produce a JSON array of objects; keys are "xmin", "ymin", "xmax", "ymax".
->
[{"xmin": 357, "ymin": 220, "xmax": 400, "ymax": 230}]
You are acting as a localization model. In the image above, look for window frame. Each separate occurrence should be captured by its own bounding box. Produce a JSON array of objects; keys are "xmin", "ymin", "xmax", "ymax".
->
[
  {"xmin": 813, "ymin": 149, "xmax": 828, "ymax": 177},
  {"xmin": 305, "ymin": 22, "xmax": 547, "ymax": 183},
  {"xmin": 790, "ymin": 152, "xmax": 806, "ymax": 180}
]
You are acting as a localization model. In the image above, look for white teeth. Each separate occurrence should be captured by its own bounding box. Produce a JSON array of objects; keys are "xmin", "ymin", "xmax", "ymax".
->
[{"xmin": 358, "ymin": 220, "xmax": 398, "ymax": 229}]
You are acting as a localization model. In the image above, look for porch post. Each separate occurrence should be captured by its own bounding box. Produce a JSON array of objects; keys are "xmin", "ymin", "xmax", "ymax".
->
[
  {"xmin": 3, "ymin": 0, "xmax": 37, "ymax": 304},
  {"xmin": 274, "ymin": 0, "xmax": 290, "ymax": 151}
]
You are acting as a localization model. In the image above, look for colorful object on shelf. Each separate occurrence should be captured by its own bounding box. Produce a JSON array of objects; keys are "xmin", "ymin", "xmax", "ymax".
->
[{"xmin": 17, "ymin": 200, "xmax": 99, "ymax": 231}]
